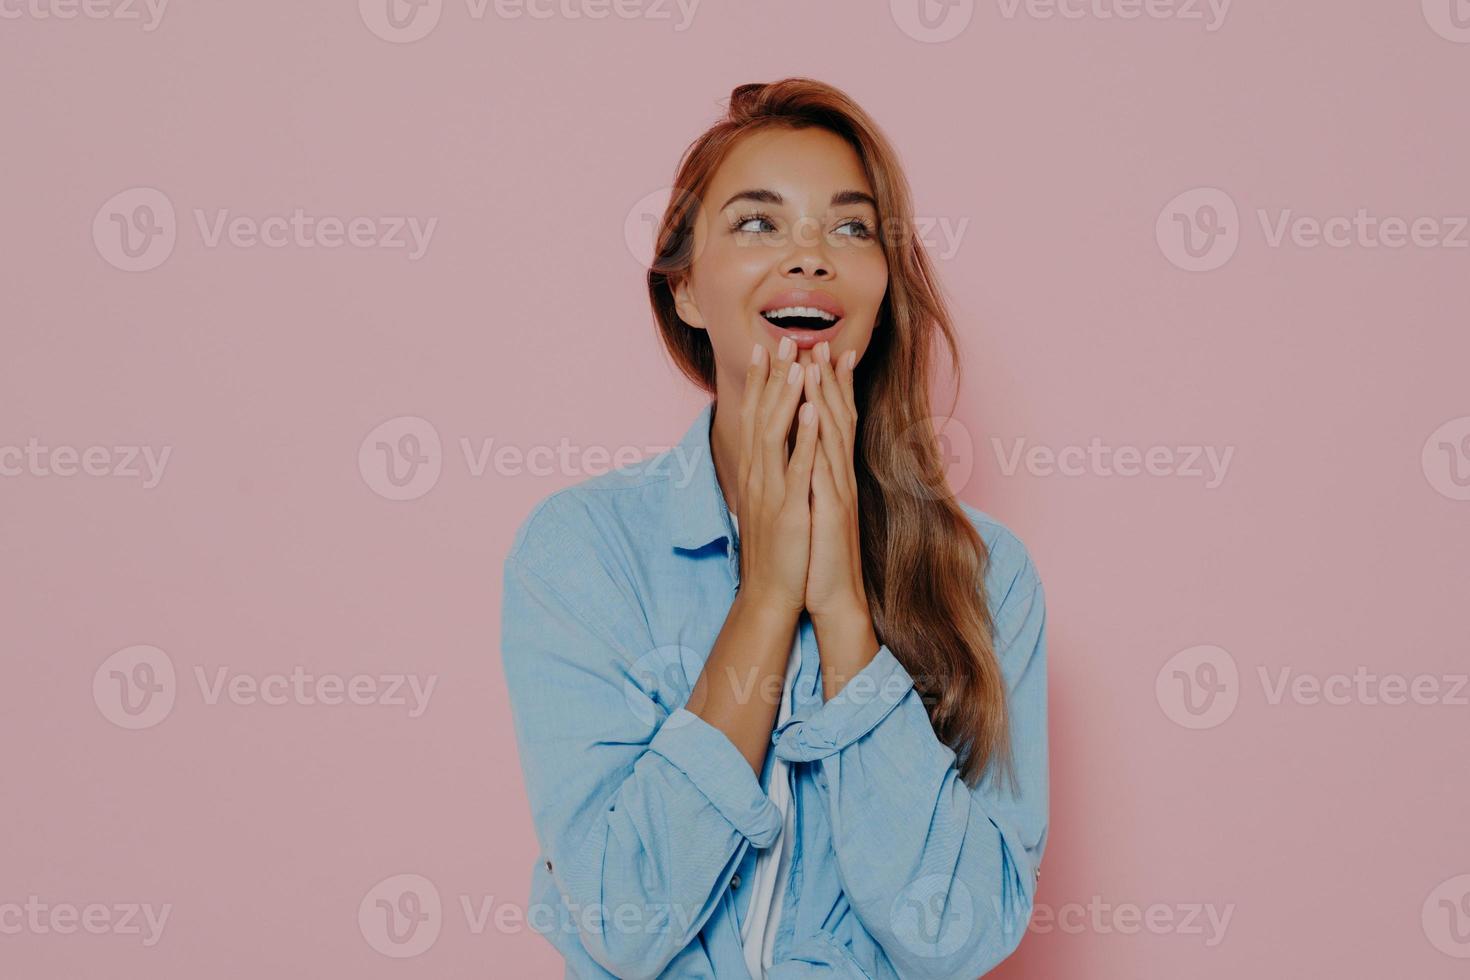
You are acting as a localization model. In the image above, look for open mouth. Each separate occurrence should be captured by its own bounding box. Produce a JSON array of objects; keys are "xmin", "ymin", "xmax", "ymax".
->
[{"xmin": 760, "ymin": 306, "xmax": 840, "ymax": 331}]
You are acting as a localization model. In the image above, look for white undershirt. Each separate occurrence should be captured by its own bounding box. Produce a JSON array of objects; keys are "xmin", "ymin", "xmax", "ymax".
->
[{"xmin": 730, "ymin": 514, "xmax": 800, "ymax": 978}]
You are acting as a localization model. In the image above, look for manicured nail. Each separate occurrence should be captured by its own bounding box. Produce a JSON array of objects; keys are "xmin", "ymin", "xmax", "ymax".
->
[
  {"xmin": 778, "ymin": 336, "xmax": 795, "ymax": 360},
  {"xmin": 751, "ymin": 343, "xmax": 764, "ymax": 365},
  {"xmin": 817, "ymin": 341, "xmax": 830, "ymax": 364},
  {"xmin": 787, "ymin": 361, "xmax": 801, "ymax": 384},
  {"xmin": 800, "ymin": 402, "xmax": 815, "ymax": 424},
  {"xmin": 807, "ymin": 363, "xmax": 821, "ymax": 386},
  {"xmin": 843, "ymin": 350, "xmax": 856, "ymax": 370}
]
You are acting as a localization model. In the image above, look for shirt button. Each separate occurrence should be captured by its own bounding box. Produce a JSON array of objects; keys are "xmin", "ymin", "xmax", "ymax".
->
[{"xmin": 730, "ymin": 873, "xmax": 741, "ymax": 890}]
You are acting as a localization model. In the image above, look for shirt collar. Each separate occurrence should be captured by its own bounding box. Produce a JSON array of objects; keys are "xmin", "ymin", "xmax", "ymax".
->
[{"xmin": 667, "ymin": 399, "xmax": 736, "ymax": 553}]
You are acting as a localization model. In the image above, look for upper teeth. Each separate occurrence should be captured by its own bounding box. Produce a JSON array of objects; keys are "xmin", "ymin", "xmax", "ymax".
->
[{"xmin": 764, "ymin": 306, "xmax": 837, "ymax": 321}]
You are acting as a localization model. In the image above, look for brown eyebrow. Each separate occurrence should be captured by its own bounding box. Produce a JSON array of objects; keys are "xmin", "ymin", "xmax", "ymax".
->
[{"xmin": 720, "ymin": 188, "xmax": 878, "ymax": 211}]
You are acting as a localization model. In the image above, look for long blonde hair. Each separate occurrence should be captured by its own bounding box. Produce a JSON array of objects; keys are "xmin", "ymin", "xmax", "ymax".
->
[{"xmin": 646, "ymin": 78, "xmax": 1013, "ymax": 788}]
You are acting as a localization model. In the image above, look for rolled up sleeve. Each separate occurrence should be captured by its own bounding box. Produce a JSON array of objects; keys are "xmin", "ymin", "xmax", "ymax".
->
[
  {"xmin": 649, "ymin": 706, "xmax": 783, "ymax": 846},
  {"xmin": 772, "ymin": 531, "xmax": 1050, "ymax": 980}
]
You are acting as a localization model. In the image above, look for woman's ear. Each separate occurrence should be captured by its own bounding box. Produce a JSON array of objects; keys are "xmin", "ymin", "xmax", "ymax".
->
[{"xmin": 670, "ymin": 275, "xmax": 707, "ymax": 330}]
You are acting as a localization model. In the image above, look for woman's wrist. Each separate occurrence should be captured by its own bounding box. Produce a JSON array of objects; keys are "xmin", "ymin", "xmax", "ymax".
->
[
  {"xmin": 732, "ymin": 587, "xmax": 803, "ymax": 635},
  {"xmin": 811, "ymin": 601, "xmax": 881, "ymax": 698}
]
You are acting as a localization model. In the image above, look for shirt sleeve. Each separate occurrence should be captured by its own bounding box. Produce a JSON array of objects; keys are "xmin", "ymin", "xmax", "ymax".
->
[
  {"xmin": 500, "ymin": 514, "xmax": 784, "ymax": 980},
  {"xmin": 769, "ymin": 531, "xmax": 1049, "ymax": 979}
]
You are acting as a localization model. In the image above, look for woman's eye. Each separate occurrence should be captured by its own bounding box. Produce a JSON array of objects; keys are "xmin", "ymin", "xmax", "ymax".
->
[
  {"xmin": 732, "ymin": 214, "xmax": 776, "ymax": 234},
  {"xmin": 730, "ymin": 214, "xmax": 875, "ymax": 239}
]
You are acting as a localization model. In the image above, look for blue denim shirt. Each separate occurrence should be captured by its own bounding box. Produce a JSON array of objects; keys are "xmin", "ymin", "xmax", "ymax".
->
[{"xmin": 500, "ymin": 400, "xmax": 1048, "ymax": 979}]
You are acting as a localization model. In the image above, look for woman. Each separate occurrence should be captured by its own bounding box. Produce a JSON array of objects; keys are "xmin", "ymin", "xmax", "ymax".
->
[{"xmin": 501, "ymin": 78, "xmax": 1048, "ymax": 979}]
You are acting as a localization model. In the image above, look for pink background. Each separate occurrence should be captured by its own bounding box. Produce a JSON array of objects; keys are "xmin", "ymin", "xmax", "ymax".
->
[{"xmin": 3, "ymin": 1, "xmax": 1468, "ymax": 977}]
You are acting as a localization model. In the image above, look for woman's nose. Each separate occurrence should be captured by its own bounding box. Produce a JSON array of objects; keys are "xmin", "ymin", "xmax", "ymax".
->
[
  {"xmin": 780, "ymin": 217, "xmax": 834, "ymax": 277},
  {"xmin": 784, "ymin": 258, "xmax": 832, "ymax": 278}
]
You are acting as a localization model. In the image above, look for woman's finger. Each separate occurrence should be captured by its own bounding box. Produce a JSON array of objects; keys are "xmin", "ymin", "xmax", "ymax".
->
[
  {"xmin": 813, "ymin": 343, "xmax": 853, "ymax": 454},
  {"xmin": 761, "ymin": 353, "xmax": 805, "ymax": 501},
  {"xmin": 751, "ymin": 337, "xmax": 796, "ymax": 498},
  {"xmin": 836, "ymin": 346, "xmax": 859, "ymax": 426},
  {"xmin": 784, "ymin": 400, "xmax": 818, "ymax": 506},
  {"xmin": 811, "ymin": 443, "xmax": 837, "ymax": 511},
  {"xmin": 803, "ymin": 360, "xmax": 850, "ymax": 504},
  {"xmin": 737, "ymin": 342, "xmax": 767, "ymax": 491}
]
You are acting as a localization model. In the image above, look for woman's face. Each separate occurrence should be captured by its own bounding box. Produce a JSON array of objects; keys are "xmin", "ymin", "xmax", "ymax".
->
[{"xmin": 672, "ymin": 126, "xmax": 889, "ymax": 389}]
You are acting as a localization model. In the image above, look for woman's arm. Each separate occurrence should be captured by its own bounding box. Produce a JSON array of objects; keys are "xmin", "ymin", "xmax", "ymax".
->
[
  {"xmin": 500, "ymin": 343, "xmax": 817, "ymax": 978},
  {"xmin": 771, "ymin": 527, "xmax": 1050, "ymax": 979},
  {"xmin": 685, "ymin": 589, "xmax": 800, "ymax": 774},
  {"xmin": 686, "ymin": 342, "xmax": 820, "ymax": 775},
  {"xmin": 501, "ymin": 510, "xmax": 787, "ymax": 980}
]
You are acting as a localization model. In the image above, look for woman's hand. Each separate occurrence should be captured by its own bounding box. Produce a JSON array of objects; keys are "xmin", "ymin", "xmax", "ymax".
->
[
  {"xmin": 802, "ymin": 341, "xmax": 870, "ymax": 625},
  {"xmin": 685, "ymin": 339, "xmax": 817, "ymax": 771},
  {"xmin": 733, "ymin": 337, "xmax": 820, "ymax": 621},
  {"xmin": 803, "ymin": 341, "xmax": 881, "ymax": 697}
]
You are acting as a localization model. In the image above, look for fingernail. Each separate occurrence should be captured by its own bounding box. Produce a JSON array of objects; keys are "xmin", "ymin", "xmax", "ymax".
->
[
  {"xmin": 751, "ymin": 343, "xmax": 764, "ymax": 365},
  {"xmin": 843, "ymin": 350, "xmax": 856, "ymax": 370},
  {"xmin": 807, "ymin": 363, "xmax": 821, "ymax": 386},
  {"xmin": 817, "ymin": 341, "xmax": 830, "ymax": 364},
  {"xmin": 800, "ymin": 402, "xmax": 815, "ymax": 424},
  {"xmin": 787, "ymin": 361, "xmax": 801, "ymax": 384},
  {"xmin": 778, "ymin": 336, "xmax": 795, "ymax": 360}
]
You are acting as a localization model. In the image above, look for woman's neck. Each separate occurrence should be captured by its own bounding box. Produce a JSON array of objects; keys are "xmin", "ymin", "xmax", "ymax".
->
[{"xmin": 709, "ymin": 397, "xmax": 742, "ymax": 517}]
